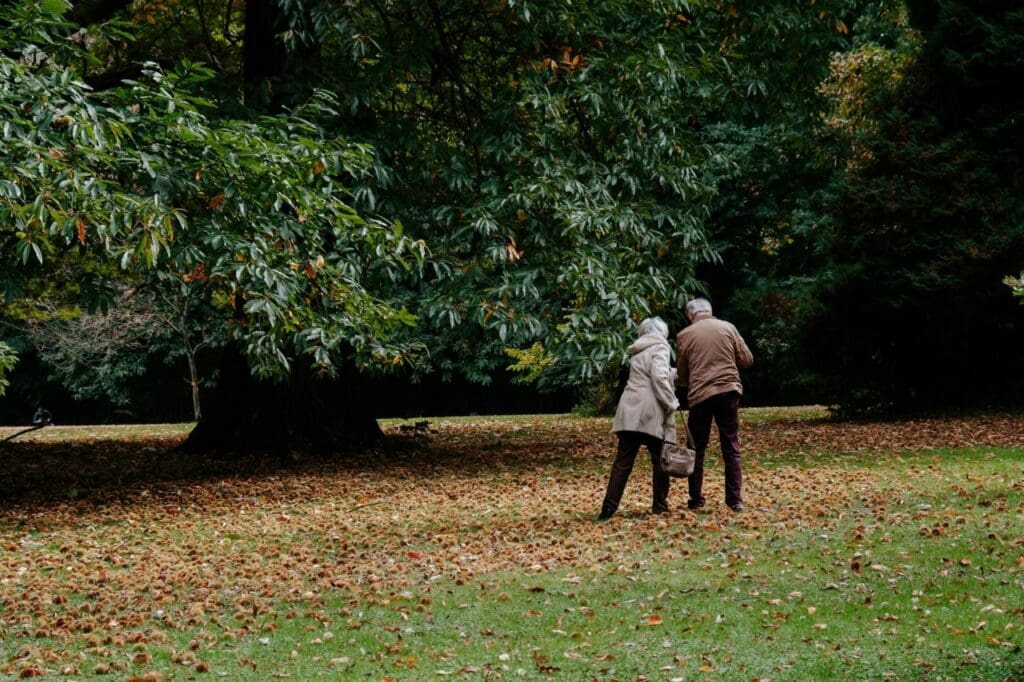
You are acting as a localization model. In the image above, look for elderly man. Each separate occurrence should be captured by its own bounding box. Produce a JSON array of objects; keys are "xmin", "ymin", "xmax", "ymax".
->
[{"xmin": 676, "ymin": 298, "xmax": 753, "ymax": 512}]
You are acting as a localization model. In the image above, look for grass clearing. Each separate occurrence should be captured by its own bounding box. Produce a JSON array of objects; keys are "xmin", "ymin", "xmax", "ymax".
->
[
  {"xmin": 0, "ymin": 423, "xmax": 193, "ymax": 443},
  {"xmin": 1, "ymin": 411, "xmax": 1022, "ymax": 679}
]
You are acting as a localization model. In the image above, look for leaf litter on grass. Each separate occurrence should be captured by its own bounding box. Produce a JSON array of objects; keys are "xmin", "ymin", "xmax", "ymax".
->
[{"xmin": 1, "ymin": 412, "xmax": 1023, "ymax": 677}]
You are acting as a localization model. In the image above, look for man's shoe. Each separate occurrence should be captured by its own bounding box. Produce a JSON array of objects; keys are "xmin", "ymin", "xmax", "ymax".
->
[
  {"xmin": 687, "ymin": 500, "xmax": 706, "ymax": 511},
  {"xmin": 728, "ymin": 503, "xmax": 745, "ymax": 513}
]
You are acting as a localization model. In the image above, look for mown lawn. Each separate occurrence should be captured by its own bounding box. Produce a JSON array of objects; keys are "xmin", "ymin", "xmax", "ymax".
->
[{"xmin": 1, "ymin": 410, "xmax": 1022, "ymax": 680}]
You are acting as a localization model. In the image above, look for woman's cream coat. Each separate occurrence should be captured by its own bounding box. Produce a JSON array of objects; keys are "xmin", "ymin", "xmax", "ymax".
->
[{"xmin": 612, "ymin": 333, "xmax": 680, "ymax": 440}]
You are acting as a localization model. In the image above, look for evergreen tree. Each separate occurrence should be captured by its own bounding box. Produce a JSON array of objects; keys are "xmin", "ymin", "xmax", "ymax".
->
[{"xmin": 805, "ymin": 0, "xmax": 1024, "ymax": 411}]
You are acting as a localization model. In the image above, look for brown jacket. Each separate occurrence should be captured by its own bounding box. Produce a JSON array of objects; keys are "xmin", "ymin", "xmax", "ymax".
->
[{"xmin": 676, "ymin": 317, "xmax": 753, "ymax": 408}]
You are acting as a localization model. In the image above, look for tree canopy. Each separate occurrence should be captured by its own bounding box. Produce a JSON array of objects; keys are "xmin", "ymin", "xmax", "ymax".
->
[
  {"xmin": 1, "ymin": 0, "xmax": 1022, "ymax": 431},
  {"xmin": 2, "ymin": 1, "xmax": 426, "ymax": 417}
]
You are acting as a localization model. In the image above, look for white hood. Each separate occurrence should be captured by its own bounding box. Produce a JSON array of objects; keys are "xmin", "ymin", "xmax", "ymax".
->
[{"xmin": 627, "ymin": 333, "xmax": 669, "ymax": 355}]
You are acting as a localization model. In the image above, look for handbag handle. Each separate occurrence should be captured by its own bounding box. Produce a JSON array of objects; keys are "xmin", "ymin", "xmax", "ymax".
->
[
  {"xmin": 666, "ymin": 409, "xmax": 697, "ymax": 450},
  {"xmin": 679, "ymin": 416, "xmax": 697, "ymax": 450}
]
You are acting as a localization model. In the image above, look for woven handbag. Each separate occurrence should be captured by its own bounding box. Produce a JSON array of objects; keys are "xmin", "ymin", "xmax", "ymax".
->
[{"xmin": 660, "ymin": 421, "xmax": 696, "ymax": 477}]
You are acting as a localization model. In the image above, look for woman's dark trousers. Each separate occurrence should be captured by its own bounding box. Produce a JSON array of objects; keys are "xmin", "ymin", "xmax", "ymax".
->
[
  {"xmin": 686, "ymin": 391, "xmax": 743, "ymax": 508},
  {"xmin": 600, "ymin": 431, "xmax": 670, "ymax": 517}
]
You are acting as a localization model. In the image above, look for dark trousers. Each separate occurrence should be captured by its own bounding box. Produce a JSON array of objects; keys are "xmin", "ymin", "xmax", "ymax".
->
[
  {"xmin": 601, "ymin": 431, "xmax": 670, "ymax": 516},
  {"xmin": 687, "ymin": 391, "xmax": 743, "ymax": 507}
]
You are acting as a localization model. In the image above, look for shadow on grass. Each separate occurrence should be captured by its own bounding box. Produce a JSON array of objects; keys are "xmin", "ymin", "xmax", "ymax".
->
[
  {"xmin": 0, "ymin": 429, "xmax": 591, "ymax": 515},
  {"xmin": 5, "ymin": 409, "xmax": 1023, "ymax": 519}
]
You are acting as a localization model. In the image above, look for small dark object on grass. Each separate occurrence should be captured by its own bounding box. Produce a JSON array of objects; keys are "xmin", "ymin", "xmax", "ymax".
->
[
  {"xmin": 398, "ymin": 420, "xmax": 431, "ymax": 435},
  {"xmin": 1, "ymin": 408, "xmax": 53, "ymax": 446}
]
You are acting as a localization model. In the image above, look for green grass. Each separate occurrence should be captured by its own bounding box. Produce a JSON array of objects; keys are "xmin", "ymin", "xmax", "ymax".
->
[
  {"xmin": 2, "ymin": 414, "xmax": 1022, "ymax": 680},
  {"xmin": 0, "ymin": 405, "xmax": 828, "ymax": 441},
  {"xmin": 122, "ymin": 454, "xmax": 1024, "ymax": 678},
  {"xmin": 382, "ymin": 413, "xmax": 575, "ymax": 427},
  {"xmin": 0, "ymin": 422, "xmax": 193, "ymax": 443},
  {"xmin": 731, "ymin": 405, "xmax": 830, "ymax": 422},
  {"xmin": 145, "ymin": 447, "xmax": 1021, "ymax": 680},
  {"xmin": 381, "ymin": 405, "xmax": 831, "ymax": 427}
]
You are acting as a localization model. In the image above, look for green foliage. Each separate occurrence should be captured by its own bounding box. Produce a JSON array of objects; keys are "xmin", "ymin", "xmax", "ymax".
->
[
  {"xmin": 105, "ymin": 67, "xmax": 426, "ymax": 378},
  {"xmin": 504, "ymin": 343, "xmax": 553, "ymax": 386},
  {"xmin": 17, "ymin": 287, "xmax": 218, "ymax": 409},
  {"xmin": 570, "ymin": 365, "xmax": 627, "ymax": 417},
  {"xmin": 12, "ymin": 0, "xmax": 864, "ymax": 398},
  {"xmin": 670, "ymin": 1, "xmax": 879, "ymax": 405},
  {"xmin": 333, "ymin": 0, "xmax": 718, "ymax": 381},
  {"xmin": 1006, "ymin": 272, "xmax": 1024, "ymax": 303},
  {"xmin": 801, "ymin": 1, "xmax": 1024, "ymax": 411},
  {"xmin": 1, "ymin": 0, "xmax": 426, "ymax": 387},
  {"xmin": 279, "ymin": 0, "xmax": 860, "ymax": 386},
  {"xmin": 0, "ymin": 341, "xmax": 16, "ymax": 396},
  {"xmin": 27, "ymin": 295, "xmax": 151, "ymax": 405},
  {"xmin": 702, "ymin": 1, "xmax": 1024, "ymax": 412},
  {"xmin": 8, "ymin": 0, "xmax": 1021, "ymax": 416}
]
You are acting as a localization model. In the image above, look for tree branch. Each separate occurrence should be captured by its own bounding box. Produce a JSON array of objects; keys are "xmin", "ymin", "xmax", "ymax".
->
[
  {"xmin": 193, "ymin": 0, "xmax": 225, "ymax": 70},
  {"xmin": 424, "ymin": 0, "xmax": 482, "ymax": 187}
]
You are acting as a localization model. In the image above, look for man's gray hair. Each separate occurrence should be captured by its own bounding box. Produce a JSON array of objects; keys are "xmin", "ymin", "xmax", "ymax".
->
[
  {"xmin": 685, "ymin": 298, "xmax": 713, "ymax": 320},
  {"xmin": 637, "ymin": 316, "xmax": 669, "ymax": 338}
]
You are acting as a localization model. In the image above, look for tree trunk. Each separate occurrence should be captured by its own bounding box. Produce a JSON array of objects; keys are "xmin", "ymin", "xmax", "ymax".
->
[
  {"xmin": 181, "ymin": 3, "xmax": 366, "ymax": 455},
  {"xmin": 179, "ymin": 347, "xmax": 382, "ymax": 455},
  {"xmin": 186, "ymin": 349, "xmax": 202, "ymax": 422},
  {"xmin": 243, "ymin": 0, "xmax": 287, "ymax": 107}
]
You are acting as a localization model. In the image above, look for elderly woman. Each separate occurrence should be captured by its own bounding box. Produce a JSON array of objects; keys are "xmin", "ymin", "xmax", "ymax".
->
[{"xmin": 599, "ymin": 317, "xmax": 680, "ymax": 519}]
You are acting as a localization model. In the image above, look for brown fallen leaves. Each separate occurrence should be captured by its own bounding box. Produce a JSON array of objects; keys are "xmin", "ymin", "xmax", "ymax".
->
[
  {"xmin": 1, "ymin": 411, "xmax": 1022, "ymax": 677},
  {"xmin": 743, "ymin": 412, "xmax": 1024, "ymax": 458}
]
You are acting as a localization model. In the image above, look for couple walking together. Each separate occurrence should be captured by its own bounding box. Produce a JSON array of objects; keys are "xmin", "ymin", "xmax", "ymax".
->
[{"xmin": 599, "ymin": 298, "xmax": 753, "ymax": 519}]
